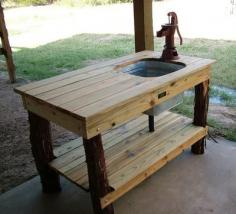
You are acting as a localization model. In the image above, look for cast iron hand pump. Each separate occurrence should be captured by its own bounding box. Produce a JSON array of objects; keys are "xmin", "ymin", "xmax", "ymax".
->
[{"xmin": 157, "ymin": 12, "xmax": 183, "ymax": 60}]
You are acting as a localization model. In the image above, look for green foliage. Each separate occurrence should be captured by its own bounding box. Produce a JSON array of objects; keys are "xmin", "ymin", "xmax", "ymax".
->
[
  {"xmin": 4, "ymin": 0, "xmax": 132, "ymax": 6},
  {"xmin": 5, "ymin": 0, "xmax": 49, "ymax": 6},
  {"xmin": 210, "ymin": 86, "xmax": 236, "ymax": 106},
  {"xmin": 177, "ymin": 39, "xmax": 236, "ymax": 88},
  {"xmin": 79, "ymin": 0, "xmax": 132, "ymax": 5},
  {"xmin": 208, "ymin": 118, "xmax": 236, "ymax": 142},
  {"xmin": 173, "ymin": 97, "xmax": 236, "ymax": 142},
  {"xmin": 223, "ymin": 128, "xmax": 236, "ymax": 142},
  {"xmin": 10, "ymin": 34, "xmax": 134, "ymax": 80}
]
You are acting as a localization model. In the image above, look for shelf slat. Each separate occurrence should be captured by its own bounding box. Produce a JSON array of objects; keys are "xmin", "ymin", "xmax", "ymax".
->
[{"xmin": 49, "ymin": 112, "xmax": 207, "ymax": 206}]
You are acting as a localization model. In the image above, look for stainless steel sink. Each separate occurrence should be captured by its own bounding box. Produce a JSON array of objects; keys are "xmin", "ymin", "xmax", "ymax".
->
[
  {"xmin": 122, "ymin": 58, "xmax": 186, "ymax": 116},
  {"xmin": 122, "ymin": 58, "xmax": 186, "ymax": 78}
]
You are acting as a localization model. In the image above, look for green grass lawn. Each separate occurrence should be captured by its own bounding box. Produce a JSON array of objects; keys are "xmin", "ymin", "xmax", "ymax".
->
[
  {"xmin": 173, "ymin": 95, "xmax": 236, "ymax": 142},
  {"xmin": 8, "ymin": 34, "xmax": 236, "ymax": 89},
  {"xmin": 10, "ymin": 34, "xmax": 135, "ymax": 80},
  {"xmin": 1, "ymin": 33, "xmax": 235, "ymax": 141}
]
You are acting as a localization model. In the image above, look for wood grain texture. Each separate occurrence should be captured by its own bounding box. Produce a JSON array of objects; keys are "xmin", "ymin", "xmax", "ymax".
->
[
  {"xmin": 50, "ymin": 112, "xmax": 177, "ymax": 184},
  {"xmin": 28, "ymin": 112, "xmax": 61, "ymax": 193},
  {"xmin": 100, "ymin": 125, "xmax": 208, "ymax": 208},
  {"xmin": 23, "ymin": 96, "xmax": 85, "ymax": 135},
  {"xmin": 0, "ymin": 3, "xmax": 16, "ymax": 83},
  {"xmin": 83, "ymin": 134, "xmax": 114, "ymax": 214},
  {"xmin": 15, "ymin": 51, "xmax": 153, "ymax": 93},
  {"xmin": 191, "ymin": 79, "xmax": 209, "ymax": 154},
  {"xmin": 15, "ymin": 51, "xmax": 215, "ymax": 139},
  {"xmin": 83, "ymin": 66, "xmax": 211, "ymax": 138},
  {"xmin": 133, "ymin": 0, "xmax": 154, "ymax": 52},
  {"xmin": 49, "ymin": 112, "xmax": 208, "ymax": 208}
]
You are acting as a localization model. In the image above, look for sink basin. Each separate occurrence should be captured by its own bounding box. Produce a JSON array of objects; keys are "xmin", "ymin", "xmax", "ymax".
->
[
  {"xmin": 122, "ymin": 58, "xmax": 186, "ymax": 77},
  {"xmin": 120, "ymin": 58, "xmax": 186, "ymax": 116}
]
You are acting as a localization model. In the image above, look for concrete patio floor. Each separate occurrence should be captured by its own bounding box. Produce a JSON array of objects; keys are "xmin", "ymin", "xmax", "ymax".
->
[{"xmin": 0, "ymin": 138, "xmax": 236, "ymax": 214}]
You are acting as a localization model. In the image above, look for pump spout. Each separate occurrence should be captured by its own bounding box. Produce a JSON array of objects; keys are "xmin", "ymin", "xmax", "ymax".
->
[{"xmin": 156, "ymin": 26, "xmax": 169, "ymax": 37}]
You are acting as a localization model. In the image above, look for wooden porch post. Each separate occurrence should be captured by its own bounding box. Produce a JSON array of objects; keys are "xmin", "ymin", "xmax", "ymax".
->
[
  {"xmin": 133, "ymin": 0, "xmax": 155, "ymax": 130},
  {"xmin": 133, "ymin": 0, "xmax": 154, "ymax": 52},
  {"xmin": 28, "ymin": 112, "xmax": 61, "ymax": 193},
  {"xmin": 0, "ymin": 3, "xmax": 16, "ymax": 83},
  {"xmin": 83, "ymin": 134, "xmax": 114, "ymax": 214},
  {"xmin": 191, "ymin": 79, "xmax": 210, "ymax": 154}
]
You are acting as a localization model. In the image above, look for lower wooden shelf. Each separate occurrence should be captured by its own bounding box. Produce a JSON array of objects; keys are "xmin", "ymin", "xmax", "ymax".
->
[{"xmin": 49, "ymin": 111, "xmax": 207, "ymax": 209}]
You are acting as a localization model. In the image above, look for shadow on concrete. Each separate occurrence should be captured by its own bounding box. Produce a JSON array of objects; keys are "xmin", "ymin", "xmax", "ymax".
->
[{"xmin": 1, "ymin": 139, "xmax": 236, "ymax": 214}]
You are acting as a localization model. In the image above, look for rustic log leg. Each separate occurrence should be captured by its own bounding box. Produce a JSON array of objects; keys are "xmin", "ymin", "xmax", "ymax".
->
[
  {"xmin": 191, "ymin": 80, "xmax": 209, "ymax": 154},
  {"xmin": 83, "ymin": 134, "xmax": 114, "ymax": 214},
  {"xmin": 28, "ymin": 112, "xmax": 61, "ymax": 193}
]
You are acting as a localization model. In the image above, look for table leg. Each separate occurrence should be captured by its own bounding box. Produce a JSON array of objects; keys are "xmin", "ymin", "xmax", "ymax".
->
[
  {"xmin": 83, "ymin": 134, "xmax": 114, "ymax": 214},
  {"xmin": 191, "ymin": 80, "xmax": 209, "ymax": 154},
  {"xmin": 28, "ymin": 111, "xmax": 61, "ymax": 193}
]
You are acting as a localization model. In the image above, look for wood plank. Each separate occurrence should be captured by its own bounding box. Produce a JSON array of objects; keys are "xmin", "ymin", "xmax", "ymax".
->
[
  {"xmin": 49, "ymin": 73, "xmax": 135, "ymax": 106},
  {"xmin": 102, "ymin": 111, "xmax": 173, "ymax": 147},
  {"xmin": 16, "ymin": 52, "xmax": 215, "ymax": 140},
  {"xmin": 74, "ymin": 114, "xmax": 190, "ymax": 190},
  {"xmin": 80, "ymin": 59, "xmax": 212, "ymax": 117},
  {"xmin": 15, "ymin": 51, "xmax": 155, "ymax": 93},
  {"xmin": 61, "ymin": 76, "xmax": 147, "ymax": 111},
  {"xmin": 23, "ymin": 96, "xmax": 86, "ymax": 136},
  {"xmin": 51, "ymin": 116, "xmax": 149, "ymax": 176},
  {"xmin": 174, "ymin": 55, "xmax": 202, "ymax": 65},
  {"xmin": 50, "ymin": 112, "xmax": 189, "ymax": 185},
  {"xmin": 50, "ymin": 117, "xmax": 145, "ymax": 176},
  {"xmin": 109, "ymin": 125, "xmax": 204, "ymax": 189},
  {"xmin": 51, "ymin": 116, "xmax": 152, "ymax": 181},
  {"xmin": 51, "ymin": 114, "xmax": 155, "ymax": 172},
  {"xmin": 105, "ymin": 113, "xmax": 182, "ymax": 157},
  {"xmin": 15, "ymin": 52, "xmax": 199, "ymax": 95},
  {"xmin": 43, "ymin": 56, "xmax": 200, "ymax": 104},
  {"xmin": 37, "ymin": 72, "xmax": 116, "ymax": 100},
  {"xmin": 26, "ymin": 67, "xmax": 115, "ymax": 96},
  {"xmin": 49, "ymin": 112, "xmax": 208, "ymax": 208},
  {"xmin": 21, "ymin": 58, "xmax": 213, "ymax": 139},
  {"xmin": 51, "ymin": 115, "xmax": 156, "ymax": 170},
  {"xmin": 51, "ymin": 143, "xmax": 85, "ymax": 170},
  {"xmin": 53, "ymin": 138, "xmax": 82, "ymax": 157},
  {"xmin": 59, "ymin": 112, "xmax": 181, "ymax": 182},
  {"xmin": 81, "ymin": 65, "xmax": 211, "ymax": 139},
  {"xmin": 50, "ymin": 112, "xmax": 176, "ymax": 179},
  {"xmin": 105, "ymin": 117, "xmax": 190, "ymax": 177},
  {"xmin": 100, "ymin": 126, "xmax": 208, "ymax": 208}
]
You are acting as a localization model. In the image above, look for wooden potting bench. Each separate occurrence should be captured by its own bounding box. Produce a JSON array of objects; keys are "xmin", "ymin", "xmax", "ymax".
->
[{"xmin": 15, "ymin": 51, "xmax": 215, "ymax": 214}]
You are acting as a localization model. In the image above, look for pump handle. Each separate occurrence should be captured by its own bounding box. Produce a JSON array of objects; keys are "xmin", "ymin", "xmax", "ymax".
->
[{"xmin": 167, "ymin": 12, "xmax": 183, "ymax": 45}]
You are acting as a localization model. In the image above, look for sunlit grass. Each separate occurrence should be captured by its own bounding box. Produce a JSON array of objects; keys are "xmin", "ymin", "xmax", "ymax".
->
[
  {"xmin": 6, "ymin": 34, "xmax": 236, "ymax": 89},
  {"xmin": 10, "ymin": 34, "xmax": 135, "ymax": 80}
]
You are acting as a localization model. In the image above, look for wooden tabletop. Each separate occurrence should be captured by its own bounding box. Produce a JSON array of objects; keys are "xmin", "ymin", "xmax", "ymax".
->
[{"xmin": 15, "ymin": 51, "xmax": 215, "ymax": 139}]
